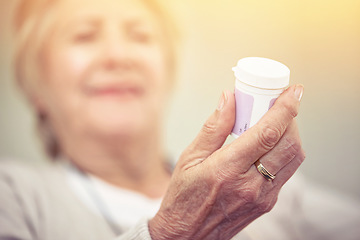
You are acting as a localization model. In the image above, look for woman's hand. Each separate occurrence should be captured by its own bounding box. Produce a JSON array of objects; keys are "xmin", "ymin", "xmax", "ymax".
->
[{"xmin": 149, "ymin": 85, "xmax": 305, "ymax": 240}]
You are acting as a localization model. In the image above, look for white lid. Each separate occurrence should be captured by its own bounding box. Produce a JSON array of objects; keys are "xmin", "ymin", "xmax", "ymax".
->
[{"xmin": 232, "ymin": 57, "xmax": 290, "ymax": 89}]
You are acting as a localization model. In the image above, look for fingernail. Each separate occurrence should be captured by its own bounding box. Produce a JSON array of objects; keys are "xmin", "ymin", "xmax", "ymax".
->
[
  {"xmin": 217, "ymin": 91, "xmax": 227, "ymax": 111},
  {"xmin": 294, "ymin": 84, "xmax": 304, "ymax": 101}
]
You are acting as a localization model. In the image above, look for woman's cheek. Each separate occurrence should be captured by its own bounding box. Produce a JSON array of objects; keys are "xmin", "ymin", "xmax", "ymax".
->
[
  {"xmin": 63, "ymin": 48, "xmax": 94, "ymax": 81},
  {"xmin": 46, "ymin": 48, "xmax": 89, "ymax": 108},
  {"xmin": 146, "ymin": 48, "xmax": 168, "ymax": 84}
]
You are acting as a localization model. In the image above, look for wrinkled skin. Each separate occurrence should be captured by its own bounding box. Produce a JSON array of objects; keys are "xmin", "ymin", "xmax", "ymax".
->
[{"xmin": 149, "ymin": 85, "xmax": 305, "ymax": 240}]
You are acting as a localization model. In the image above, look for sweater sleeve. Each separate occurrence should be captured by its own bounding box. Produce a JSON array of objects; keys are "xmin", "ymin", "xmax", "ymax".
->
[
  {"xmin": 0, "ymin": 171, "xmax": 153, "ymax": 240},
  {"xmin": 114, "ymin": 218, "xmax": 152, "ymax": 240},
  {"xmin": 0, "ymin": 167, "xmax": 34, "ymax": 240}
]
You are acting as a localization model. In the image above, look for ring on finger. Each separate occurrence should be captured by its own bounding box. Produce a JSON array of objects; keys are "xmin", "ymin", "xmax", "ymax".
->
[{"xmin": 254, "ymin": 160, "xmax": 276, "ymax": 181}]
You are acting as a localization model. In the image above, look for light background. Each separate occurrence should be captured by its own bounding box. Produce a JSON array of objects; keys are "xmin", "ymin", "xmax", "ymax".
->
[{"xmin": 1, "ymin": 0, "xmax": 360, "ymax": 200}]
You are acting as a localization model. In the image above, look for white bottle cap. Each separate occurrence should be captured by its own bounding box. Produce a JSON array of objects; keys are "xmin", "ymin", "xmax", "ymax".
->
[{"xmin": 232, "ymin": 57, "xmax": 290, "ymax": 89}]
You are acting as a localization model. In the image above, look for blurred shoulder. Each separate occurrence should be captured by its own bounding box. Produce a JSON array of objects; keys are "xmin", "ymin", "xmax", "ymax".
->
[{"xmin": 0, "ymin": 158, "xmax": 66, "ymax": 190}]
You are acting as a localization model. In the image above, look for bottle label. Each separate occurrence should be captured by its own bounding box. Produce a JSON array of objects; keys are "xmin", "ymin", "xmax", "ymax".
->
[
  {"xmin": 232, "ymin": 89, "xmax": 254, "ymax": 137},
  {"xmin": 269, "ymin": 98, "xmax": 277, "ymax": 109}
]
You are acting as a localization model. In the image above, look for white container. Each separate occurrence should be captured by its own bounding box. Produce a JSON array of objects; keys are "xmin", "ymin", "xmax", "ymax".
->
[{"xmin": 231, "ymin": 57, "xmax": 290, "ymax": 138}]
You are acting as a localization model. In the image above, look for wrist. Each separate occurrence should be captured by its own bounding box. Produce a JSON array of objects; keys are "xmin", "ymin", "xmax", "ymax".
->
[
  {"xmin": 148, "ymin": 214, "xmax": 188, "ymax": 240},
  {"xmin": 148, "ymin": 216, "xmax": 169, "ymax": 240}
]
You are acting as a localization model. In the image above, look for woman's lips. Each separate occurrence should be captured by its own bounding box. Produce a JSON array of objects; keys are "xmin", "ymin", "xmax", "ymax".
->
[{"xmin": 86, "ymin": 85, "xmax": 144, "ymax": 98}]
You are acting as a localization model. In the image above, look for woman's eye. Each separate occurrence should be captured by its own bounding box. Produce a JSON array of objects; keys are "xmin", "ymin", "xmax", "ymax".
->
[
  {"xmin": 73, "ymin": 31, "xmax": 97, "ymax": 43},
  {"xmin": 130, "ymin": 30, "xmax": 152, "ymax": 44}
]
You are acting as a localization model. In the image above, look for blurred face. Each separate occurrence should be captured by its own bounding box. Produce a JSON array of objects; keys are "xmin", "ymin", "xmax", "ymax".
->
[{"xmin": 37, "ymin": 0, "xmax": 170, "ymax": 139}]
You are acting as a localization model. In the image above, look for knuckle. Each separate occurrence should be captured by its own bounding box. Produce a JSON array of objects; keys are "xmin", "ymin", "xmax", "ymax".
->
[
  {"xmin": 283, "ymin": 100, "xmax": 298, "ymax": 118},
  {"xmin": 213, "ymin": 166, "xmax": 237, "ymax": 187},
  {"xmin": 284, "ymin": 136, "xmax": 302, "ymax": 158},
  {"xmin": 258, "ymin": 196, "xmax": 278, "ymax": 214},
  {"xmin": 258, "ymin": 125, "xmax": 282, "ymax": 150},
  {"xmin": 257, "ymin": 201, "xmax": 271, "ymax": 214},
  {"xmin": 202, "ymin": 120, "xmax": 218, "ymax": 136},
  {"xmin": 299, "ymin": 149, "xmax": 306, "ymax": 163},
  {"xmin": 293, "ymin": 148, "xmax": 306, "ymax": 167},
  {"xmin": 241, "ymin": 188, "xmax": 260, "ymax": 204},
  {"xmin": 239, "ymin": 180, "xmax": 262, "ymax": 204},
  {"xmin": 213, "ymin": 168, "xmax": 226, "ymax": 186}
]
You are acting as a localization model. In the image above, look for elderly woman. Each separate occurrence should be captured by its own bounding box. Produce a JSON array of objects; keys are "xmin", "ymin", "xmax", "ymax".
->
[{"xmin": 0, "ymin": 0, "xmax": 308, "ymax": 239}]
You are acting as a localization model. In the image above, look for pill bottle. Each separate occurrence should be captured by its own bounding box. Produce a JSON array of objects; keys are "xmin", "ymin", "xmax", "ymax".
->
[{"xmin": 231, "ymin": 57, "xmax": 290, "ymax": 138}]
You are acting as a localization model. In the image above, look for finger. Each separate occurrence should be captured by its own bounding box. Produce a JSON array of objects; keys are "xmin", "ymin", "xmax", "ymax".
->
[
  {"xmin": 221, "ymin": 84, "xmax": 304, "ymax": 172},
  {"xmin": 180, "ymin": 90, "xmax": 235, "ymax": 167},
  {"xmin": 257, "ymin": 119, "xmax": 301, "ymax": 176},
  {"xmin": 272, "ymin": 148, "xmax": 306, "ymax": 188}
]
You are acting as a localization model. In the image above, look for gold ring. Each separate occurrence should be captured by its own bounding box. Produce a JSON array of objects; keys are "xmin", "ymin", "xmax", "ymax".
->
[{"xmin": 254, "ymin": 160, "xmax": 275, "ymax": 181}]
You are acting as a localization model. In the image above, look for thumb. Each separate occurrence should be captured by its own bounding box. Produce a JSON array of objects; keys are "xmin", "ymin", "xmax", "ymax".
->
[
  {"xmin": 179, "ymin": 90, "xmax": 235, "ymax": 167},
  {"xmin": 218, "ymin": 84, "xmax": 304, "ymax": 172}
]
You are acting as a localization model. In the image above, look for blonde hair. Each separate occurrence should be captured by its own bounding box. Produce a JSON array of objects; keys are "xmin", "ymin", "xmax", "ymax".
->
[{"xmin": 13, "ymin": 0, "xmax": 179, "ymax": 159}]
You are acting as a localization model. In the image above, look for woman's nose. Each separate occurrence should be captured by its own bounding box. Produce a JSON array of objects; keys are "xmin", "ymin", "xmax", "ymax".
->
[{"xmin": 99, "ymin": 31, "xmax": 134, "ymax": 70}]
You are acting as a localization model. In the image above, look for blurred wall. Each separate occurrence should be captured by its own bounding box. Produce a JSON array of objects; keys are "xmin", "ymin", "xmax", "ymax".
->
[{"xmin": 1, "ymin": 0, "xmax": 360, "ymax": 200}]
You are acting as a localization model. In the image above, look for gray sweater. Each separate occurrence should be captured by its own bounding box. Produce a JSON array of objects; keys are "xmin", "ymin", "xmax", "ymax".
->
[{"xmin": 0, "ymin": 161, "xmax": 151, "ymax": 240}]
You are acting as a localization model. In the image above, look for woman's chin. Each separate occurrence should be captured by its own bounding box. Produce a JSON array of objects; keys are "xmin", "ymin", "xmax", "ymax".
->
[
  {"xmin": 81, "ymin": 103, "xmax": 159, "ymax": 138},
  {"xmin": 87, "ymin": 116, "xmax": 150, "ymax": 139}
]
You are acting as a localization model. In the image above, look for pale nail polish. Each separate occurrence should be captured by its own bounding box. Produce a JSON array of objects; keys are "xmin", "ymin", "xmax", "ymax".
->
[
  {"xmin": 294, "ymin": 84, "xmax": 304, "ymax": 101},
  {"xmin": 217, "ymin": 91, "xmax": 227, "ymax": 110}
]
